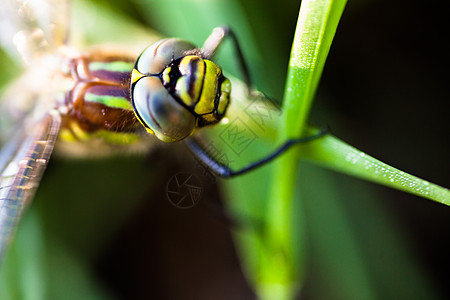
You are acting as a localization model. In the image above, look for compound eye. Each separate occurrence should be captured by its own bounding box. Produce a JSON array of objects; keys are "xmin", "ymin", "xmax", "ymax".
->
[
  {"xmin": 132, "ymin": 77, "xmax": 196, "ymax": 142},
  {"xmin": 136, "ymin": 38, "xmax": 197, "ymax": 74}
]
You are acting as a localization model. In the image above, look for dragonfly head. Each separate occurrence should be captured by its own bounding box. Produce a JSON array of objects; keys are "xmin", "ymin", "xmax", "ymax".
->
[{"xmin": 131, "ymin": 38, "xmax": 231, "ymax": 143}]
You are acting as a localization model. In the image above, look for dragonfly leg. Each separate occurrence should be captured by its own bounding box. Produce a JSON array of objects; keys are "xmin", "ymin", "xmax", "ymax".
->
[
  {"xmin": 186, "ymin": 127, "xmax": 328, "ymax": 178},
  {"xmin": 202, "ymin": 26, "xmax": 252, "ymax": 89},
  {"xmin": 198, "ymin": 27, "xmax": 329, "ymax": 177}
]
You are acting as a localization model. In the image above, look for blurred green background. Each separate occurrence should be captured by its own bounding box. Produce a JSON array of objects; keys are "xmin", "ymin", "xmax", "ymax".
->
[{"xmin": 0, "ymin": 0, "xmax": 449, "ymax": 299}]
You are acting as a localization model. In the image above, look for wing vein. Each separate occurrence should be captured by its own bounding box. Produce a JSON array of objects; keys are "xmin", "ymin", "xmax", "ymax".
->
[{"xmin": 0, "ymin": 111, "xmax": 61, "ymax": 262}]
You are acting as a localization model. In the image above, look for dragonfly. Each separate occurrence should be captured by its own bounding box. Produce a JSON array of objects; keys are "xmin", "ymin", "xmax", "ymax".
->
[{"xmin": 0, "ymin": 0, "xmax": 326, "ymax": 263}]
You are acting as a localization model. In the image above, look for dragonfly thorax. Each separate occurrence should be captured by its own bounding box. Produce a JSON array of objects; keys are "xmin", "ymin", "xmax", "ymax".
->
[{"xmin": 131, "ymin": 39, "xmax": 231, "ymax": 143}]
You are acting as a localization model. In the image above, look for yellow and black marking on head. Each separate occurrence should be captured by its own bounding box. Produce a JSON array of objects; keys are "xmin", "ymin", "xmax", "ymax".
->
[
  {"xmin": 161, "ymin": 55, "xmax": 231, "ymax": 126},
  {"xmin": 130, "ymin": 38, "xmax": 231, "ymax": 143}
]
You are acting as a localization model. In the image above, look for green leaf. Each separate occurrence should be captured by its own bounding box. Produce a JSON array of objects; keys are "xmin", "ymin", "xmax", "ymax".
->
[
  {"xmin": 261, "ymin": 0, "xmax": 348, "ymax": 298},
  {"xmin": 299, "ymin": 133, "xmax": 450, "ymax": 205}
]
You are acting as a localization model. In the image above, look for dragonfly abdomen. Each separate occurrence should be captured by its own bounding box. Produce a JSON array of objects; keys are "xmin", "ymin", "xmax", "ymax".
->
[{"xmin": 62, "ymin": 52, "xmax": 142, "ymax": 143}]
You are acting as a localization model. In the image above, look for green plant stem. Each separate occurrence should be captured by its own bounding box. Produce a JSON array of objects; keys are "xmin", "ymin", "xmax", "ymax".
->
[
  {"xmin": 299, "ymin": 134, "xmax": 450, "ymax": 205},
  {"xmin": 257, "ymin": 0, "xmax": 348, "ymax": 298}
]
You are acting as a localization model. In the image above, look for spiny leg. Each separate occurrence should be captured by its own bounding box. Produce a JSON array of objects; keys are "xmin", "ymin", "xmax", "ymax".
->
[
  {"xmin": 193, "ymin": 27, "xmax": 329, "ymax": 177},
  {"xmin": 186, "ymin": 127, "xmax": 328, "ymax": 178},
  {"xmin": 202, "ymin": 26, "xmax": 252, "ymax": 89}
]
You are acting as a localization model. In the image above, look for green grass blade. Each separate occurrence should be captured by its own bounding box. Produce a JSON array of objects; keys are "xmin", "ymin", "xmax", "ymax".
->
[
  {"xmin": 299, "ymin": 133, "xmax": 450, "ymax": 205},
  {"xmin": 259, "ymin": 0, "xmax": 348, "ymax": 298},
  {"xmin": 282, "ymin": 0, "xmax": 347, "ymax": 136}
]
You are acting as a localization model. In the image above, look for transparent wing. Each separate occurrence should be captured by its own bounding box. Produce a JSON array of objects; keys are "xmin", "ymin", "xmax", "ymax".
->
[
  {"xmin": 0, "ymin": 0, "xmax": 70, "ymax": 64},
  {"xmin": 0, "ymin": 110, "xmax": 61, "ymax": 262}
]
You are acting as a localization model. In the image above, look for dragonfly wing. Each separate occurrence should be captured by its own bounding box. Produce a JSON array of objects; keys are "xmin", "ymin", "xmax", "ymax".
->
[
  {"xmin": 0, "ymin": 110, "xmax": 61, "ymax": 262},
  {"xmin": 0, "ymin": 0, "xmax": 70, "ymax": 63}
]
